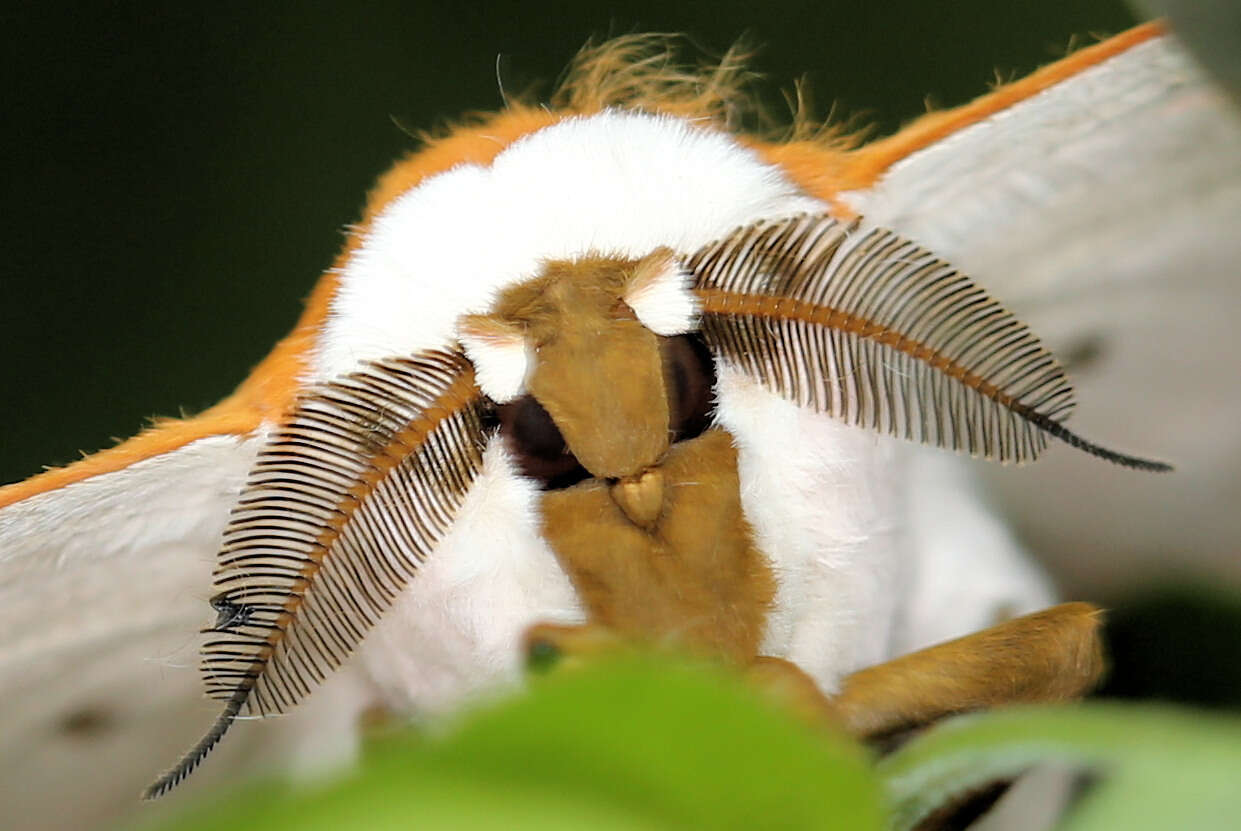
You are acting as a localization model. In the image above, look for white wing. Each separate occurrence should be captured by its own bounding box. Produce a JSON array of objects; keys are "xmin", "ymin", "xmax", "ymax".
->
[
  {"xmin": 842, "ymin": 33, "xmax": 1241, "ymax": 595},
  {"xmin": 0, "ymin": 435, "xmax": 374, "ymax": 831}
]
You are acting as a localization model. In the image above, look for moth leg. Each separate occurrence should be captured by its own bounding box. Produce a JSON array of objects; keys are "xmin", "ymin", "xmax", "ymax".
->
[
  {"xmin": 526, "ymin": 603, "xmax": 1103, "ymax": 745},
  {"xmin": 832, "ymin": 602, "xmax": 1105, "ymax": 739}
]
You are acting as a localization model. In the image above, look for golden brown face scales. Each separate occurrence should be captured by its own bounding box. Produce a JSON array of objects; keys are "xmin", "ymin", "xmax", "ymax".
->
[
  {"xmin": 487, "ymin": 255, "xmax": 1104, "ymax": 741},
  {"xmin": 542, "ymin": 428, "xmax": 775, "ymax": 661},
  {"xmin": 498, "ymin": 257, "xmax": 672, "ymax": 479}
]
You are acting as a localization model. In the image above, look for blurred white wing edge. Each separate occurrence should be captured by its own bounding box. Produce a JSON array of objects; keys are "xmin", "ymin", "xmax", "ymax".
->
[{"xmin": 0, "ymin": 434, "xmax": 373, "ymax": 829}]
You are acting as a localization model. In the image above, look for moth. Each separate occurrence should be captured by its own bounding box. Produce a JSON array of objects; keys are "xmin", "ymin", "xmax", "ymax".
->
[{"xmin": 3, "ymin": 20, "xmax": 1239, "ymax": 831}]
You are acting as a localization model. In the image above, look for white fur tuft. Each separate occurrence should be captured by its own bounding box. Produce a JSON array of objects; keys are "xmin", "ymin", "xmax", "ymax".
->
[
  {"xmin": 457, "ymin": 319, "xmax": 530, "ymax": 403},
  {"xmin": 624, "ymin": 256, "xmax": 699, "ymax": 335}
]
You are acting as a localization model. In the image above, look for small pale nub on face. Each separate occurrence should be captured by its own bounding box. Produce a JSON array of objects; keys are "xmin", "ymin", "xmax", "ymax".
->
[{"xmin": 609, "ymin": 467, "xmax": 665, "ymax": 529}]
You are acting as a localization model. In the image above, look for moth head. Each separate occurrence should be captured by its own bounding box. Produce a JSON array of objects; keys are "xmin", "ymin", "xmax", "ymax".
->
[{"xmin": 456, "ymin": 248, "xmax": 706, "ymax": 481}]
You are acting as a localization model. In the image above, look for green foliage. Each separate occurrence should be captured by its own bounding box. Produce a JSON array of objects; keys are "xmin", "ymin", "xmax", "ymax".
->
[
  {"xmin": 881, "ymin": 703, "xmax": 1241, "ymax": 831},
  {"xmin": 152, "ymin": 657, "xmax": 883, "ymax": 831},
  {"xmin": 151, "ymin": 658, "xmax": 1241, "ymax": 830}
]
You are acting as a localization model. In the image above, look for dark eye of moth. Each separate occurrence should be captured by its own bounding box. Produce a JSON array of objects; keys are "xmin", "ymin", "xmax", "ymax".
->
[
  {"xmin": 494, "ymin": 333, "xmax": 716, "ymax": 490},
  {"xmin": 662, "ymin": 333, "xmax": 716, "ymax": 443},
  {"xmin": 495, "ymin": 395, "xmax": 591, "ymax": 490}
]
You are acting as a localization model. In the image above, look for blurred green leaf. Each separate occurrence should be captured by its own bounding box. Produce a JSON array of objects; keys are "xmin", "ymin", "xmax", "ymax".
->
[
  {"xmin": 150, "ymin": 656, "xmax": 885, "ymax": 831},
  {"xmin": 150, "ymin": 660, "xmax": 1241, "ymax": 831},
  {"xmin": 880, "ymin": 703, "xmax": 1241, "ymax": 831}
]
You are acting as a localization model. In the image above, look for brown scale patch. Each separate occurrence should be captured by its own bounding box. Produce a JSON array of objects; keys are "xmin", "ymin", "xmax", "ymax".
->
[{"xmin": 57, "ymin": 706, "xmax": 114, "ymax": 739}]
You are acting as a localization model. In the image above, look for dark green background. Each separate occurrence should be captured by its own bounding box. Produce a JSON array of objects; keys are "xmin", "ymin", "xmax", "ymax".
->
[{"xmin": 12, "ymin": 3, "xmax": 1239, "ymax": 710}]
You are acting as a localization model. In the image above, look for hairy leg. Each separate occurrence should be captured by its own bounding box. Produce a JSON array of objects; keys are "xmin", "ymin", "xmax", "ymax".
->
[{"xmin": 526, "ymin": 603, "xmax": 1104, "ymax": 741}]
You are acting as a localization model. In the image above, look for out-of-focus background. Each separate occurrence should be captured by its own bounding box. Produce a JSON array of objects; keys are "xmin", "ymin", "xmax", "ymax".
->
[{"xmin": 1, "ymin": 1, "xmax": 1237, "ymax": 713}]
